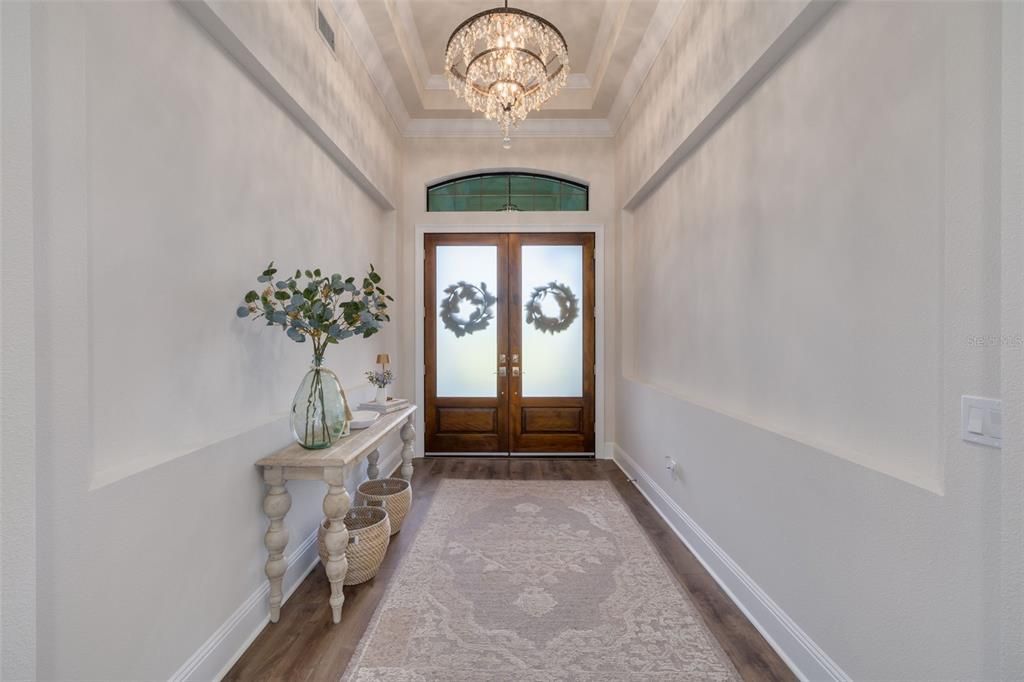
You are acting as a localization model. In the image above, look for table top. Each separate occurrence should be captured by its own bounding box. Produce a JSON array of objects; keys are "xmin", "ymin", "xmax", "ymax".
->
[{"xmin": 256, "ymin": 405, "xmax": 416, "ymax": 469}]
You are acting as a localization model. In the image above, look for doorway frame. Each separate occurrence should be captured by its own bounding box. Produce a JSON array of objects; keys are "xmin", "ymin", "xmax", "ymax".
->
[{"xmin": 414, "ymin": 223, "xmax": 606, "ymax": 459}]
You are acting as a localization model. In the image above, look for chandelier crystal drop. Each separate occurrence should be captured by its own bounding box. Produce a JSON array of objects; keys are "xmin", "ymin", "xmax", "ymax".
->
[{"xmin": 445, "ymin": 1, "xmax": 569, "ymax": 144}]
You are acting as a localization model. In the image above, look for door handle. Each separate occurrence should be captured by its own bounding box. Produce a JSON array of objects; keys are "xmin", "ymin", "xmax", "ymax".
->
[
  {"xmin": 498, "ymin": 367, "xmax": 507, "ymax": 377},
  {"xmin": 512, "ymin": 367, "xmax": 520, "ymax": 377}
]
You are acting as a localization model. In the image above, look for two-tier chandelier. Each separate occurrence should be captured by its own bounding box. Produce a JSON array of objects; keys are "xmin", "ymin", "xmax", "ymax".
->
[{"xmin": 445, "ymin": 1, "xmax": 570, "ymax": 147}]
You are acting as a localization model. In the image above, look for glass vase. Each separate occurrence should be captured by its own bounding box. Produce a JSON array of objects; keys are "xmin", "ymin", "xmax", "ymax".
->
[{"xmin": 290, "ymin": 363, "xmax": 350, "ymax": 449}]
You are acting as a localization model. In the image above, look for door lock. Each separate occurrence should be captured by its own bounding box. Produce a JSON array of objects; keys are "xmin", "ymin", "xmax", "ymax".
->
[
  {"xmin": 512, "ymin": 367, "xmax": 520, "ymax": 377},
  {"xmin": 498, "ymin": 367, "xmax": 507, "ymax": 377}
]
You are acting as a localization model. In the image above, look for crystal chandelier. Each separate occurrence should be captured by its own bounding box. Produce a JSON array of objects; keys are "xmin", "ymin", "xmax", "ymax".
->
[{"xmin": 445, "ymin": 1, "xmax": 569, "ymax": 147}]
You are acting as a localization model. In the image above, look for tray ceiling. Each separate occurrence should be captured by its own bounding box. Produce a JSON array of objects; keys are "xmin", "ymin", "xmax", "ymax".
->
[{"xmin": 329, "ymin": 0, "xmax": 683, "ymax": 137}]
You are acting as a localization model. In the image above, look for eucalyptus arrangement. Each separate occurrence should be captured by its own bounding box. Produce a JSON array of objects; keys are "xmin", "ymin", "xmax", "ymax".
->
[{"xmin": 236, "ymin": 262, "xmax": 393, "ymax": 449}]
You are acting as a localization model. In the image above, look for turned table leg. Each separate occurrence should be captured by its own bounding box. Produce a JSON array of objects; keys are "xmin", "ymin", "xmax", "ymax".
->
[
  {"xmin": 366, "ymin": 447, "xmax": 380, "ymax": 480},
  {"xmin": 322, "ymin": 466, "xmax": 350, "ymax": 624},
  {"xmin": 400, "ymin": 416, "xmax": 415, "ymax": 481},
  {"xmin": 263, "ymin": 467, "xmax": 291, "ymax": 623}
]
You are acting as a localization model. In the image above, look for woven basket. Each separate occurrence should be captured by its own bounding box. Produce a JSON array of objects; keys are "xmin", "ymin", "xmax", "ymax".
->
[
  {"xmin": 317, "ymin": 506, "xmax": 391, "ymax": 585},
  {"xmin": 355, "ymin": 478, "xmax": 412, "ymax": 535}
]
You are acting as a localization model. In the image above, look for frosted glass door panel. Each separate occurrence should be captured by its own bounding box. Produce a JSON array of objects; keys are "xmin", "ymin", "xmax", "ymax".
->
[
  {"xmin": 521, "ymin": 245, "xmax": 583, "ymax": 397},
  {"xmin": 436, "ymin": 245, "xmax": 498, "ymax": 397}
]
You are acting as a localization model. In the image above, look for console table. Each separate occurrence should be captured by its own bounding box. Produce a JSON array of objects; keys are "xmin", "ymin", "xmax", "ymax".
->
[{"xmin": 255, "ymin": 405, "xmax": 416, "ymax": 624}]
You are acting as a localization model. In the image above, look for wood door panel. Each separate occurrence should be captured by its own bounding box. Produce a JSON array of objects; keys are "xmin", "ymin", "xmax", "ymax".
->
[
  {"xmin": 438, "ymin": 407, "xmax": 497, "ymax": 433},
  {"xmin": 427, "ymin": 433, "xmax": 501, "ymax": 452},
  {"xmin": 522, "ymin": 407, "xmax": 582, "ymax": 433}
]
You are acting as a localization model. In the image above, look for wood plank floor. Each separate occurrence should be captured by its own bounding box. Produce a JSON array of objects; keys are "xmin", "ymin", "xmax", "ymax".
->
[{"xmin": 226, "ymin": 458, "xmax": 796, "ymax": 682}]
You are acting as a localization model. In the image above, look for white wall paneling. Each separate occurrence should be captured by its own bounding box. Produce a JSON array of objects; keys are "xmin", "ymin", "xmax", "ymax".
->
[
  {"xmin": 170, "ymin": 528, "xmax": 320, "ymax": 682},
  {"xmin": 29, "ymin": 1, "xmax": 400, "ymax": 678},
  {"xmin": 613, "ymin": 444, "xmax": 849, "ymax": 681},
  {"xmin": 615, "ymin": 2, "xmax": 1006, "ymax": 678},
  {"xmin": 179, "ymin": 0, "xmax": 401, "ymax": 207},
  {"xmin": 170, "ymin": 444, "xmax": 405, "ymax": 682},
  {"xmin": 617, "ymin": 0, "xmax": 832, "ymax": 208}
]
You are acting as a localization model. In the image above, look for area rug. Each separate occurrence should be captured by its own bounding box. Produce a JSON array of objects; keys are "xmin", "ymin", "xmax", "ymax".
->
[{"xmin": 342, "ymin": 479, "xmax": 739, "ymax": 681}]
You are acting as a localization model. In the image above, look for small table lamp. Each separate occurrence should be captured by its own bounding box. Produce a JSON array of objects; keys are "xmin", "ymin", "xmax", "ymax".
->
[{"xmin": 375, "ymin": 354, "xmax": 391, "ymax": 401}]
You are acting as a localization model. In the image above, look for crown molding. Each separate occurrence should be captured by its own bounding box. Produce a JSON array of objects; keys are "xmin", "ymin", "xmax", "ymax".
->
[
  {"xmin": 607, "ymin": 0, "xmax": 685, "ymax": 132},
  {"xmin": 390, "ymin": 0, "xmax": 431, "ymax": 91},
  {"xmin": 586, "ymin": 0, "xmax": 634, "ymax": 96},
  {"xmin": 567, "ymin": 73, "xmax": 594, "ymax": 90},
  {"xmin": 621, "ymin": 0, "xmax": 836, "ymax": 209},
  {"xmin": 330, "ymin": 0, "xmax": 410, "ymax": 130},
  {"xmin": 335, "ymin": 0, "xmax": 680, "ymax": 140},
  {"xmin": 404, "ymin": 117, "xmax": 614, "ymax": 139},
  {"xmin": 424, "ymin": 74, "xmax": 448, "ymax": 91},
  {"xmin": 181, "ymin": 0, "xmax": 396, "ymax": 208}
]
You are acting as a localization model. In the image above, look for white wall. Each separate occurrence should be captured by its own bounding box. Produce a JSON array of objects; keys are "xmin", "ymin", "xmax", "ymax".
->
[
  {"xmin": 616, "ymin": 1, "xmax": 1008, "ymax": 679},
  {"xmin": 397, "ymin": 137, "xmax": 618, "ymax": 455},
  {"xmin": 999, "ymin": 2, "xmax": 1024, "ymax": 676},
  {"xmin": 1, "ymin": 2, "xmax": 38, "ymax": 679},
  {"xmin": 29, "ymin": 1, "xmax": 402, "ymax": 678},
  {"xmin": 200, "ymin": 0, "xmax": 401, "ymax": 207}
]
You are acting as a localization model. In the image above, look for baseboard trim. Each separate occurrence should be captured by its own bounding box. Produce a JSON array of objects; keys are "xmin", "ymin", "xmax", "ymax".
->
[
  {"xmin": 171, "ymin": 445, "xmax": 404, "ymax": 682},
  {"xmin": 169, "ymin": 527, "xmax": 320, "ymax": 682},
  {"xmin": 611, "ymin": 443, "xmax": 850, "ymax": 682}
]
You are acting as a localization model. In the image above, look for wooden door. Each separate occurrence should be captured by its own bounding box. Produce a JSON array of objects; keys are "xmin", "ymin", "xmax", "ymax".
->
[
  {"xmin": 425, "ymin": 232, "xmax": 595, "ymax": 455},
  {"xmin": 508, "ymin": 233, "xmax": 595, "ymax": 453},
  {"xmin": 425, "ymin": 233, "xmax": 509, "ymax": 452}
]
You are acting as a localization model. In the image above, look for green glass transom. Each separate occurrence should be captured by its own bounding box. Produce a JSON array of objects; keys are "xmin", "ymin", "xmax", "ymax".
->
[{"xmin": 427, "ymin": 173, "xmax": 589, "ymax": 212}]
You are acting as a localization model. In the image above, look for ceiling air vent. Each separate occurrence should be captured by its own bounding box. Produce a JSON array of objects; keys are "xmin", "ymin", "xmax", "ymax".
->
[{"xmin": 316, "ymin": 2, "xmax": 336, "ymax": 54}]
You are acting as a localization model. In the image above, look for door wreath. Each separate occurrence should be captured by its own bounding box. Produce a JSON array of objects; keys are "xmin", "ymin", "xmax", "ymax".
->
[
  {"xmin": 525, "ymin": 281, "xmax": 579, "ymax": 335},
  {"xmin": 439, "ymin": 281, "xmax": 497, "ymax": 338}
]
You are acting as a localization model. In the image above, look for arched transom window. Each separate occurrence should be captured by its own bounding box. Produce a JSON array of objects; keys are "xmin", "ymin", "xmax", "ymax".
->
[{"xmin": 426, "ymin": 173, "xmax": 588, "ymax": 212}]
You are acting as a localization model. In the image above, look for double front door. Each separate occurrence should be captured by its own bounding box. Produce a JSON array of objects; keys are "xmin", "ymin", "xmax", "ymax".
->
[{"xmin": 425, "ymin": 233, "xmax": 595, "ymax": 454}]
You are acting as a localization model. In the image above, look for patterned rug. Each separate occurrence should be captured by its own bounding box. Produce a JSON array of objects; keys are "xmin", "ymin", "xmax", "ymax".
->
[{"xmin": 342, "ymin": 479, "xmax": 739, "ymax": 681}]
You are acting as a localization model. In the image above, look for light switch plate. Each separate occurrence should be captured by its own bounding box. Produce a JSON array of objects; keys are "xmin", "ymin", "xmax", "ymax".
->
[
  {"xmin": 961, "ymin": 395, "xmax": 1002, "ymax": 448},
  {"xmin": 967, "ymin": 407, "xmax": 985, "ymax": 435}
]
